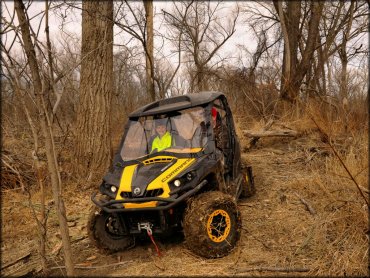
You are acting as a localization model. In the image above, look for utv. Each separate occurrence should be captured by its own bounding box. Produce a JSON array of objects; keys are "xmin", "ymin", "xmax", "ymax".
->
[{"xmin": 88, "ymin": 91, "xmax": 255, "ymax": 258}]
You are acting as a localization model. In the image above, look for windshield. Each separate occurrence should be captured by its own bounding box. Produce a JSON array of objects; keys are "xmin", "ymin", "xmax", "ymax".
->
[{"xmin": 120, "ymin": 107, "xmax": 209, "ymax": 161}]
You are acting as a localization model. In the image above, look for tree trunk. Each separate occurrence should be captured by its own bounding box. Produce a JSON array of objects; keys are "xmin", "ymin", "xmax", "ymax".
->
[
  {"xmin": 14, "ymin": 0, "xmax": 75, "ymax": 275},
  {"xmin": 286, "ymin": 1, "xmax": 300, "ymax": 72},
  {"xmin": 197, "ymin": 67, "xmax": 205, "ymax": 91},
  {"xmin": 339, "ymin": 51, "xmax": 348, "ymax": 100},
  {"xmin": 273, "ymin": 1, "xmax": 294, "ymax": 99},
  {"xmin": 339, "ymin": 0, "xmax": 355, "ymax": 101},
  {"xmin": 76, "ymin": 0, "xmax": 113, "ymax": 180},
  {"xmin": 6, "ymin": 66, "xmax": 48, "ymax": 273},
  {"xmin": 317, "ymin": 34, "xmax": 327, "ymax": 95},
  {"xmin": 284, "ymin": 1, "xmax": 324, "ymax": 102},
  {"xmin": 144, "ymin": 0, "xmax": 155, "ymax": 101},
  {"xmin": 291, "ymin": 2, "xmax": 324, "ymax": 91},
  {"xmin": 24, "ymin": 93, "xmax": 48, "ymax": 274}
]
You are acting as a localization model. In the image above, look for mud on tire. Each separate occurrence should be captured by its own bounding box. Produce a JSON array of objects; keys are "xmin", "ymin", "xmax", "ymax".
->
[
  {"xmin": 183, "ymin": 191, "xmax": 241, "ymax": 258},
  {"xmin": 88, "ymin": 208, "xmax": 134, "ymax": 252}
]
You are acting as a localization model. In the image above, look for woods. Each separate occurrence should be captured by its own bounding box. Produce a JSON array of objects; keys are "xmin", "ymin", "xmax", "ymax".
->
[{"xmin": 1, "ymin": 0, "xmax": 368, "ymax": 276}]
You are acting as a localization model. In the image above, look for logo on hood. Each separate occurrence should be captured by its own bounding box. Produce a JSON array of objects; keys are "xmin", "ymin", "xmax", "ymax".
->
[
  {"xmin": 133, "ymin": 187, "xmax": 141, "ymax": 196},
  {"xmin": 161, "ymin": 158, "xmax": 193, "ymax": 183}
]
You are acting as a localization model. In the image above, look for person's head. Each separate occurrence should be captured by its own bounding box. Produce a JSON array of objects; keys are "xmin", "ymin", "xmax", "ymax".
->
[
  {"xmin": 155, "ymin": 118, "xmax": 167, "ymax": 137},
  {"xmin": 191, "ymin": 108, "xmax": 205, "ymax": 123}
]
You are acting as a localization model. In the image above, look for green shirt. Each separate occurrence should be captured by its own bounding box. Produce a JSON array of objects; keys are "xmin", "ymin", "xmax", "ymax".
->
[{"xmin": 151, "ymin": 132, "xmax": 173, "ymax": 153}]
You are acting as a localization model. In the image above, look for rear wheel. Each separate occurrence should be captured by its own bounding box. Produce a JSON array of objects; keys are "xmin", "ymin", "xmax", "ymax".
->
[
  {"xmin": 183, "ymin": 191, "xmax": 241, "ymax": 258},
  {"xmin": 240, "ymin": 166, "xmax": 256, "ymax": 198},
  {"xmin": 88, "ymin": 208, "xmax": 134, "ymax": 252}
]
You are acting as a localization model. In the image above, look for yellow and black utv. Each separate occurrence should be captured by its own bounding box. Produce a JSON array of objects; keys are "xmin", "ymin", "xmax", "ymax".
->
[{"xmin": 88, "ymin": 91, "xmax": 255, "ymax": 258}]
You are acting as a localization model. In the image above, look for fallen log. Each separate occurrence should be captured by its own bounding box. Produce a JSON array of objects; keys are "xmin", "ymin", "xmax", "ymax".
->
[
  {"xmin": 243, "ymin": 128, "xmax": 300, "ymax": 150},
  {"xmin": 1, "ymin": 255, "xmax": 42, "ymax": 277},
  {"xmin": 243, "ymin": 129, "xmax": 299, "ymax": 138},
  {"xmin": 50, "ymin": 260, "xmax": 134, "ymax": 270},
  {"xmin": 1, "ymin": 251, "xmax": 31, "ymax": 270},
  {"xmin": 234, "ymin": 266, "xmax": 310, "ymax": 274}
]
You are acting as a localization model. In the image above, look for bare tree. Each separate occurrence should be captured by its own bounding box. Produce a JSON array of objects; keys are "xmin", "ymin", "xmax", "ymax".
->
[
  {"xmin": 143, "ymin": 0, "xmax": 155, "ymax": 100},
  {"xmin": 335, "ymin": 0, "xmax": 367, "ymax": 101},
  {"xmin": 12, "ymin": 0, "xmax": 75, "ymax": 274},
  {"xmin": 112, "ymin": 46, "xmax": 149, "ymax": 117},
  {"xmin": 273, "ymin": 0, "xmax": 324, "ymax": 102},
  {"xmin": 114, "ymin": 1, "xmax": 182, "ymax": 100},
  {"xmin": 75, "ymin": 0, "xmax": 114, "ymax": 181},
  {"xmin": 308, "ymin": 1, "xmax": 368, "ymax": 98},
  {"xmin": 163, "ymin": 1, "xmax": 239, "ymax": 92},
  {"xmin": 2, "ymin": 55, "xmax": 49, "ymax": 273},
  {"xmin": 242, "ymin": 0, "xmax": 367, "ymax": 105},
  {"xmin": 155, "ymin": 57, "xmax": 182, "ymax": 98}
]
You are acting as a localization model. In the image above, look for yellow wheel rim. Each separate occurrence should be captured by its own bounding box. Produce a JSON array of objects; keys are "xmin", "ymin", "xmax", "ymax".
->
[{"xmin": 206, "ymin": 209, "xmax": 231, "ymax": 243}]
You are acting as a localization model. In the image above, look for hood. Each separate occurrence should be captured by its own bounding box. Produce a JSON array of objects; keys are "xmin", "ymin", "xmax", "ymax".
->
[
  {"xmin": 116, "ymin": 155, "xmax": 196, "ymax": 200},
  {"xmin": 130, "ymin": 161, "xmax": 173, "ymax": 197}
]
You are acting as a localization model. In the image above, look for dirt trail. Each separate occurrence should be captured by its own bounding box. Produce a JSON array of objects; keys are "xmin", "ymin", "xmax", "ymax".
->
[{"xmin": 1, "ymin": 134, "xmax": 367, "ymax": 276}]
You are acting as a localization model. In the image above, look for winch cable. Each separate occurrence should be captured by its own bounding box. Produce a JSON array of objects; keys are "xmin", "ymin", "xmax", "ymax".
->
[
  {"xmin": 141, "ymin": 223, "xmax": 161, "ymax": 257},
  {"xmin": 147, "ymin": 229, "xmax": 161, "ymax": 257}
]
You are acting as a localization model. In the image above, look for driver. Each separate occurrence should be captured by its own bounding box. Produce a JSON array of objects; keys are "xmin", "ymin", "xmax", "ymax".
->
[{"xmin": 150, "ymin": 118, "xmax": 173, "ymax": 153}]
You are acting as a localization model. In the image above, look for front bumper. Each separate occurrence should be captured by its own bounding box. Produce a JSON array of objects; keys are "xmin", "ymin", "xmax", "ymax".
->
[{"xmin": 91, "ymin": 180, "xmax": 208, "ymax": 213}]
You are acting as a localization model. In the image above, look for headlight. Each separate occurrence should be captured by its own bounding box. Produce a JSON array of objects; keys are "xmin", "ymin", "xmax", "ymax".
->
[
  {"xmin": 186, "ymin": 172, "xmax": 193, "ymax": 181},
  {"xmin": 174, "ymin": 179, "xmax": 181, "ymax": 187},
  {"xmin": 110, "ymin": 185, "xmax": 117, "ymax": 193}
]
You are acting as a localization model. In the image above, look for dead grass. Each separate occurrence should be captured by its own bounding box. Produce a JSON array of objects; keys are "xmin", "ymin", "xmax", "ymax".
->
[
  {"xmin": 235, "ymin": 97, "xmax": 368, "ymax": 275},
  {"xmin": 1, "ymin": 101, "xmax": 369, "ymax": 276},
  {"xmin": 309, "ymin": 133, "xmax": 368, "ymax": 276},
  {"xmin": 239, "ymin": 149, "xmax": 368, "ymax": 276}
]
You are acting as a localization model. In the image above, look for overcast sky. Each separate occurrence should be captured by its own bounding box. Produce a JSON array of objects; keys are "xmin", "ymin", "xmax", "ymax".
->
[
  {"xmin": 2, "ymin": 1, "xmax": 257, "ymax": 69},
  {"xmin": 2, "ymin": 1, "xmax": 367, "ymax": 72}
]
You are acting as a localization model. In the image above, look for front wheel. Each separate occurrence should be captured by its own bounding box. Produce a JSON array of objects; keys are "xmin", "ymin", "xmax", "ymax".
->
[
  {"xmin": 88, "ymin": 208, "xmax": 134, "ymax": 252},
  {"xmin": 183, "ymin": 191, "xmax": 241, "ymax": 258}
]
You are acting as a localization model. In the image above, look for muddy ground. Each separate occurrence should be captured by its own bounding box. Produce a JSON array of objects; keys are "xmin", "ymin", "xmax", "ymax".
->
[{"xmin": 1, "ymin": 133, "xmax": 368, "ymax": 276}]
